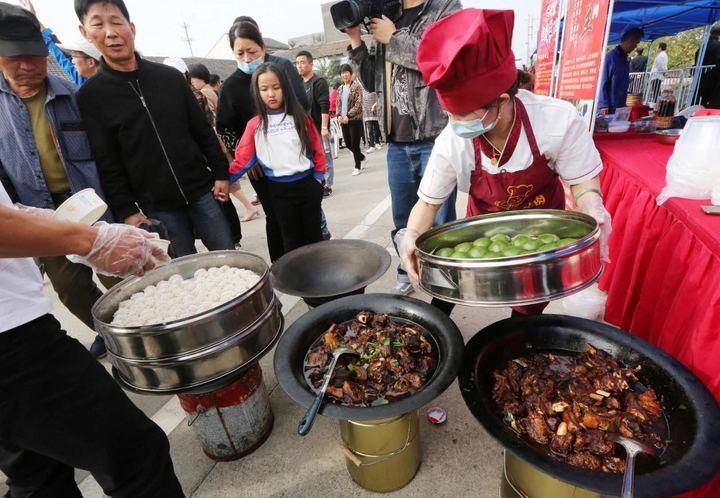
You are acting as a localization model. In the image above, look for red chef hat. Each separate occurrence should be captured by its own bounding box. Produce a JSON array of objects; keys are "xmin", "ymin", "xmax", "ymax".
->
[{"xmin": 418, "ymin": 9, "xmax": 517, "ymax": 115}]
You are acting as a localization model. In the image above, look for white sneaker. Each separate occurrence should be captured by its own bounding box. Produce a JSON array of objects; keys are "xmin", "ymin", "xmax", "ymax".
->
[
  {"xmin": 375, "ymin": 144, "xmax": 382, "ymax": 150},
  {"xmin": 352, "ymin": 169, "xmax": 361, "ymax": 176},
  {"xmin": 365, "ymin": 147, "xmax": 375, "ymax": 154}
]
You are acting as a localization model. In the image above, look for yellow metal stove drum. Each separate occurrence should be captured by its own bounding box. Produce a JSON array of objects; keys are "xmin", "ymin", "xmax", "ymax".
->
[{"xmin": 91, "ymin": 210, "xmax": 720, "ymax": 497}]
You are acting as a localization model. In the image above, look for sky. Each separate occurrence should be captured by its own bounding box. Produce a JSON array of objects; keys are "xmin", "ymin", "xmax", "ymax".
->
[{"xmin": 16, "ymin": 0, "xmax": 541, "ymax": 62}]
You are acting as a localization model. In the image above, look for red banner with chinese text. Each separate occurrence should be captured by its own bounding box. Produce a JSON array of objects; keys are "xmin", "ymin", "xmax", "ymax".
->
[
  {"xmin": 557, "ymin": 0, "xmax": 611, "ymax": 100},
  {"xmin": 534, "ymin": 0, "xmax": 561, "ymax": 96}
]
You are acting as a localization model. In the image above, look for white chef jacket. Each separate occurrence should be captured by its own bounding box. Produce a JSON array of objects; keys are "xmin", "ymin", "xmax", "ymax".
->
[
  {"xmin": 418, "ymin": 90, "xmax": 603, "ymax": 205},
  {"xmin": 0, "ymin": 184, "xmax": 52, "ymax": 333}
]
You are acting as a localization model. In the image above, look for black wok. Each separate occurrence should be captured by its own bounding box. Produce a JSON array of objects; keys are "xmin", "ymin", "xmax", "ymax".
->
[
  {"xmin": 459, "ymin": 314, "xmax": 720, "ymax": 497},
  {"xmin": 274, "ymin": 294, "xmax": 464, "ymax": 421},
  {"xmin": 270, "ymin": 240, "xmax": 391, "ymax": 307}
]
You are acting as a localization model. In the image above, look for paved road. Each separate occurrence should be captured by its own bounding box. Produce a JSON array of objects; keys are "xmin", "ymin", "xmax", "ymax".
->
[{"xmin": 1, "ymin": 146, "xmax": 570, "ymax": 497}]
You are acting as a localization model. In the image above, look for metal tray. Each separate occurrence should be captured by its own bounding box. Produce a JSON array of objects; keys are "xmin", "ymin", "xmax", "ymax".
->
[{"xmin": 415, "ymin": 210, "xmax": 601, "ymax": 306}]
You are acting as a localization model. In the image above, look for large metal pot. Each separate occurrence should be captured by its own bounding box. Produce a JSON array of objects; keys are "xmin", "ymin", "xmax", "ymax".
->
[
  {"xmin": 92, "ymin": 251, "xmax": 283, "ymax": 394},
  {"xmin": 274, "ymin": 294, "xmax": 464, "ymax": 421},
  {"xmin": 459, "ymin": 315, "xmax": 720, "ymax": 497},
  {"xmin": 416, "ymin": 210, "xmax": 601, "ymax": 306}
]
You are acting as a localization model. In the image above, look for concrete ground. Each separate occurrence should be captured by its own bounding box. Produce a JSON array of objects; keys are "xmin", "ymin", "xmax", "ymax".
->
[{"xmin": 1, "ymin": 145, "xmax": 583, "ymax": 498}]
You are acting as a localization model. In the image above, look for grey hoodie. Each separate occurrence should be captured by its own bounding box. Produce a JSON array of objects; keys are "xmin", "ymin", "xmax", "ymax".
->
[{"xmin": 347, "ymin": 0, "xmax": 462, "ymax": 142}]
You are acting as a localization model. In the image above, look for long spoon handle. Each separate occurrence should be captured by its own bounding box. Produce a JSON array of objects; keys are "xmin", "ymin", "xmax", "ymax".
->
[
  {"xmin": 620, "ymin": 451, "xmax": 637, "ymax": 498},
  {"xmin": 298, "ymin": 390, "xmax": 324, "ymax": 436}
]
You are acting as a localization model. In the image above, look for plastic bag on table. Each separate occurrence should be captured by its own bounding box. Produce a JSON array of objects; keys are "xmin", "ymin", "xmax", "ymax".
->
[
  {"xmin": 561, "ymin": 287, "xmax": 607, "ymax": 321},
  {"xmin": 657, "ymin": 116, "xmax": 720, "ymax": 205}
]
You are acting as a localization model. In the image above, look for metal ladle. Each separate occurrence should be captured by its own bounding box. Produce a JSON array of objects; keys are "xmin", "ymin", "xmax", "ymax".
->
[
  {"xmin": 298, "ymin": 347, "xmax": 357, "ymax": 436},
  {"xmin": 612, "ymin": 434, "xmax": 659, "ymax": 498}
]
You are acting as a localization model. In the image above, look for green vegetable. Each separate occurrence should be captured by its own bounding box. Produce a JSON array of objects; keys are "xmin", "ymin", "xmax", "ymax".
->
[
  {"xmin": 451, "ymin": 251, "xmax": 472, "ymax": 259},
  {"xmin": 512, "ymin": 235, "xmax": 531, "ymax": 248},
  {"xmin": 521, "ymin": 240, "xmax": 540, "ymax": 251},
  {"xmin": 453, "ymin": 242, "xmax": 473, "ymax": 253},
  {"xmin": 488, "ymin": 241, "xmax": 509, "ymax": 253},
  {"xmin": 490, "ymin": 234, "xmax": 511, "ymax": 243},
  {"xmin": 678, "ymin": 404, "xmax": 688, "ymax": 411},
  {"xmin": 558, "ymin": 238, "xmax": 579, "ymax": 245},
  {"xmin": 538, "ymin": 233, "xmax": 560, "ymax": 244},
  {"xmin": 383, "ymin": 338, "xmax": 391, "ymax": 346},
  {"xmin": 501, "ymin": 247, "xmax": 523, "ymax": 257},
  {"xmin": 472, "ymin": 237, "xmax": 491, "ymax": 248},
  {"xmin": 436, "ymin": 247, "xmax": 454, "ymax": 258},
  {"xmin": 468, "ymin": 247, "xmax": 487, "ymax": 258},
  {"xmin": 538, "ymin": 243, "xmax": 559, "ymax": 252},
  {"xmin": 347, "ymin": 363, "xmax": 355, "ymax": 372}
]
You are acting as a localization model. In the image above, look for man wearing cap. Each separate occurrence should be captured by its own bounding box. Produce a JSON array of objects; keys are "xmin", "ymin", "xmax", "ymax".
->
[
  {"xmin": 20, "ymin": 0, "xmax": 100, "ymax": 85},
  {"xmin": 398, "ymin": 9, "xmax": 612, "ymax": 317},
  {"xmin": 0, "ymin": 1, "xmax": 116, "ymax": 358}
]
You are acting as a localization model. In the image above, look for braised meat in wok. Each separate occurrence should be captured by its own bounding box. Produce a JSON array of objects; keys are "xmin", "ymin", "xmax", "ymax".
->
[
  {"xmin": 303, "ymin": 312, "xmax": 438, "ymax": 406},
  {"xmin": 492, "ymin": 345, "xmax": 666, "ymax": 473}
]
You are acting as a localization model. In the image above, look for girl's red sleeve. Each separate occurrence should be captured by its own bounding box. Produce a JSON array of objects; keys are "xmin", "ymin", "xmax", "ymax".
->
[{"xmin": 306, "ymin": 116, "xmax": 327, "ymax": 181}]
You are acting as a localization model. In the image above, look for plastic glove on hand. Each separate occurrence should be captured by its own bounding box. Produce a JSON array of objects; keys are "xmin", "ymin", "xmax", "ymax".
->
[
  {"xmin": 576, "ymin": 194, "xmax": 612, "ymax": 263},
  {"xmin": 395, "ymin": 228, "xmax": 421, "ymax": 283},
  {"xmin": 14, "ymin": 203, "xmax": 54, "ymax": 218},
  {"xmin": 71, "ymin": 222, "xmax": 171, "ymax": 278}
]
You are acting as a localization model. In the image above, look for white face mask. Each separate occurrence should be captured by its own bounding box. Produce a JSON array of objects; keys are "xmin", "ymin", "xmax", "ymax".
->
[
  {"xmin": 237, "ymin": 57, "xmax": 264, "ymax": 75},
  {"xmin": 450, "ymin": 107, "xmax": 500, "ymax": 139}
]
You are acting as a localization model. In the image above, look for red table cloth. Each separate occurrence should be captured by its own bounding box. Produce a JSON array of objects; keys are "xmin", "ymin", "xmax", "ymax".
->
[{"xmin": 595, "ymin": 136, "xmax": 720, "ymax": 498}]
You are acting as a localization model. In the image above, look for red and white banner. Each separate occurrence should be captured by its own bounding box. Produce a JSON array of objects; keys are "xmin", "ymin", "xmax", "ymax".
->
[
  {"xmin": 557, "ymin": 0, "xmax": 612, "ymax": 100},
  {"xmin": 534, "ymin": 0, "xmax": 561, "ymax": 96}
]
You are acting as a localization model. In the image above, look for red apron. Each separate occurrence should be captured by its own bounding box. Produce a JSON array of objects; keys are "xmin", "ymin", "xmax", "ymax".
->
[{"xmin": 468, "ymin": 99, "xmax": 565, "ymax": 315}]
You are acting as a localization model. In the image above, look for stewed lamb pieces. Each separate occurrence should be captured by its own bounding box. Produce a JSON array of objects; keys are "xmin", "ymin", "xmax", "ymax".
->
[
  {"xmin": 492, "ymin": 344, "xmax": 667, "ymax": 474},
  {"xmin": 303, "ymin": 312, "xmax": 438, "ymax": 407}
]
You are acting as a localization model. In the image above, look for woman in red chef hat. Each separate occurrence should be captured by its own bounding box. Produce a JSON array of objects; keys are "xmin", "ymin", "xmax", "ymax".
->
[{"xmin": 399, "ymin": 8, "xmax": 611, "ymax": 316}]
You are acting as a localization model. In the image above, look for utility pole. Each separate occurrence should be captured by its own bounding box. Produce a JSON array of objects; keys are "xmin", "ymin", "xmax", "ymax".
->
[
  {"xmin": 526, "ymin": 14, "xmax": 536, "ymax": 68},
  {"xmin": 181, "ymin": 21, "xmax": 194, "ymax": 57}
]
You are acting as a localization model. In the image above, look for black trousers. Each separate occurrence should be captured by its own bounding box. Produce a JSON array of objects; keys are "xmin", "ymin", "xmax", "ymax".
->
[
  {"xmin": 220, "ymin": 199, "xmax": 242, "ymax": 245},
  {"xmin": 267, "ymin": 175, "xmax": 324, "ymax": 255},
  {"xmin": 650, "ymin": 79, "xmax": 662, "ymax": 104},
  {"xmin": 365, "ymin": 121, "xmax": 382, "ymax": 147},
  {"xmin": 341, "ymin": 121, "xmax": 366, "ymax": 170},
  {"xmin": 250, "ymin": 176, "xmax": 285, "ymax": 262},
  {"xmin": 0, "ymin": 315, "xmax": 183, "ymax": 498}
]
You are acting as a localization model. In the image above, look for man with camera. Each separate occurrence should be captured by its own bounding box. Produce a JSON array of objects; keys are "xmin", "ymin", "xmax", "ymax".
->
[{"xmin": 339, "ymin": 0, "xmax": 461, "ymax": 295}]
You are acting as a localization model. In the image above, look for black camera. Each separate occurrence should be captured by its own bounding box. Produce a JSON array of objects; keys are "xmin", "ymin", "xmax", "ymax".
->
[{"xmin": 330, "ymin": 0, "xmax": 402, "ymax": 31}]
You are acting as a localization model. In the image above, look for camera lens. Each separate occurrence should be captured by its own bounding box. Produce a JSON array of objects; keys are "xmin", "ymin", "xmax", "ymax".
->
[{"xmin": 330, "ymin": 0, "xmax": 365, "ymax": 30}]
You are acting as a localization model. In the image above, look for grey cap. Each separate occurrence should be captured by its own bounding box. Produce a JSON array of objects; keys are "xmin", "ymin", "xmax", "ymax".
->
[{"xmin": 0, "ymin": 2, "xmax": 48, "ymax": 57}]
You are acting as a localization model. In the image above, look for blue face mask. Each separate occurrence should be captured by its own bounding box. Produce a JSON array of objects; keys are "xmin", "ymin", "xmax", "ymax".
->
[
  {"xmin": 450, "ymin": 108, "xmax": 499, "ymax": 139},
  {"xmin": 237, "ymin": 57, "xmax": 264, "ymax": 75}
]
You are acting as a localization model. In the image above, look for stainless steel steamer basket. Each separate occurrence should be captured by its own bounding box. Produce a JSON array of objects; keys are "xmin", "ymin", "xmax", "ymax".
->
[
  {"xmin": 93, "ymin": 251, "xmax": 274, "ymax": 360},
  {"xmin": 109, "ymin": 301, "xmax": 284, "ymax": 393},
  {"xmin": 415, "ymin": 210, "xmax": 602, "ymax": 306}
]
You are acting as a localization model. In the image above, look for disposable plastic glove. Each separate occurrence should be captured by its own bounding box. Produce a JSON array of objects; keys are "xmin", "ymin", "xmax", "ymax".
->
[
  {"xmin": 70, "ymin": 222, "xmax": 171, "ymax": 278},
  {"xmin": 395, "ymin": 228, "xmax": 421, "ymax": 283},
  {"xmin": 14, "ymin": 203, "xmax": 54, "ymax": 218},
  {"xmin": 576, "ymin": 194, "xmax": 612, "ymax": 262}
]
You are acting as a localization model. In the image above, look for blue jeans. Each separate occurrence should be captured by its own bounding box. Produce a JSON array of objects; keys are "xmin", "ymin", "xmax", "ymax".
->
[
  {"xmin": 323, "ymin": 139, "xmax": 335, "ymax": 187},
  {"xmin": 387, "ymin": 141, "xmax": 457, "ymax": 279},
  {"xmin": 151, "ymin": 192, "xmax": 235, "ymax": 257}
]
